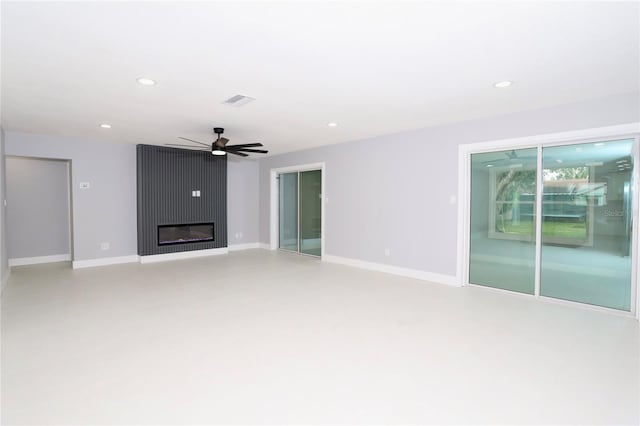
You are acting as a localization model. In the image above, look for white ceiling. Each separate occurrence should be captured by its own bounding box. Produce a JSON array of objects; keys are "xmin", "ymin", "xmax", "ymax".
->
[{"xmin": 1, "ymin": 1, "xmax": 638, "ymax": 156}]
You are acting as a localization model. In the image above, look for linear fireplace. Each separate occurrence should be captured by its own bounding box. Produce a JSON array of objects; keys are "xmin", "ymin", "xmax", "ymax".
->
[{"xmin": 158, "ymin": 223, "xmax": 214, "ymax": 246}]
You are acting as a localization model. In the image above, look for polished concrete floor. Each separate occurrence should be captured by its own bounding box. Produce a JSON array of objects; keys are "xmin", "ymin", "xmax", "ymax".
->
[{"xmin": 2, "ymin": 250, "xmax": 638, "ymax": 425}]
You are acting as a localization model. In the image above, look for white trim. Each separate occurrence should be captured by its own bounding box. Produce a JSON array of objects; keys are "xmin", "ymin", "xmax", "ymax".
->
[
  {"xmin": 632, "ymin": 135, "xmax": 640, "ymax": 320},
  {"xmin": 1, "ymin": 268, "xmax": 11, "ymax": 295},
  {"xmin": 456, "ymin": 143, "xmax": 468, "ymax": 287},
  {"xmin": 139, "ymin": 247, "xmax": 228, "ymax": 264},
  {"xmin": 462, "ymin": 123, "xmax": 640, "ymax": 152},
  {"xmin": 228, "ymin": 242, "xmax": 261, "ymax": 251},
  {"xmin": 269, "ymin": 162, "xmax": 326, "ymax": 257},
  {"xmin": 534, "ymin": 145, "xmax": 543, "ymax": 298},
  {"xmin": 323, "ymin": 254, "xmax": 459, "ymax": 287},
  {"xmin": 9, "ymin": 254, "xmax": 71, "ymax": 266},
  {"xmin": 258, "ymin": 242, "xmax": 271, "ymax": 250},
  {"xmin": 458, "ymin": 122, "xmax": 640, "ymax": 319},
  {"xmin": 72, "ymin": 255, "xmax": 139, "ymax": 269}
]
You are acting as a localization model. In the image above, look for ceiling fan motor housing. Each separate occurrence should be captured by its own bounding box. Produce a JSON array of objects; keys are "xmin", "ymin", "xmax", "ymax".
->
[{"xmin": 213, "ymin": 127, "xmax": 224, "ymax": 135}]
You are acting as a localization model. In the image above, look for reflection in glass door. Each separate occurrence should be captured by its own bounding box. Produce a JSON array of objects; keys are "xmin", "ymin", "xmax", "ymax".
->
[
  {"xmin": 540, "ymin": 139, "xmax": 634, "ymax": 310},
  {"xmin": 299, "ymin": 170, "xmax": 322, "ymax": 256},
  {"xmin": 468, "ymin": 138, "xmax": 636, "ymax": 312},
  {"xmin": 278, "ymin": 170, "xmax": 322, "ymax": 256},
  {"xmin": 469, "ymin": 148, "xmax": 538, "ymax": 294},
  {"xmin": 278, "ymin": 172, "xmax": 298, "ymax": 251}
]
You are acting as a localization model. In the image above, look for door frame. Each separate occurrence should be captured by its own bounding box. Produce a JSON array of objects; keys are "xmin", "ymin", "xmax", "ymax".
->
[
  {"xmin": 457, "ymin": 123, "xmax": 640, "ymax": 318},
  {"xmin": 270, "ymin": 162, "xmax": 326, "ymax": 257}
]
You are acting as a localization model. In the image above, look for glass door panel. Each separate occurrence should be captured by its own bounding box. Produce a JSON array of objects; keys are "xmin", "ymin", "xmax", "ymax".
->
[
  {"xmin": 299, "ymin": 170, "xmax": 322, "ymax": 256},
  {"xmin": 278, "ymin": 172, "xmax": 298, "ymax": 251},
  {"xmin": 540, "ymin": 139, "xmax": 634, "ymax": 310},
  {"xmin": 469, "ymin": 148, "xmax": 538, "ymax": 294}
]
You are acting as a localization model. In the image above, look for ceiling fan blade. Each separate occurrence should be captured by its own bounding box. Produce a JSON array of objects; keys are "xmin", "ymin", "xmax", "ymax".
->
[
  {"xmin": 227, "ymin": 148, "xmax": 268, "ymax": 154},
  {"xmin": 178, "ymin": 137, "xmax": 211, "ymax": 147},
  {"xmin": 165, "ymin": 144, "xmax": 209, "ymax": 151},
  {"xmin": 226, "ymin": 143, "xmax": 263, "ymax": 148},
  {"xmin": 226, "ymin": 150, "xmax": 249, "ymax": 157}
]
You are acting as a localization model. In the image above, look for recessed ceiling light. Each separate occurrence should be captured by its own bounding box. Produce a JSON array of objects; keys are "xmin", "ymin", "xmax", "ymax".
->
[
  {"xmin": 327, "ymin": 122, "xmax": 338, "ymax": 127},
  {"xmin": 556, "ymin": 159, "xmax": 563, "ymax": 164},
  {"xmin": 594, "ymin": 143, "xmax": 605, "ymax": 147},
  {"xmin": 486, "ymin": 164, "xmax": 494, "ymax": 168},
  {"xmin": 616, "ymin": 160, "xmax": 627, "ymax": 163},
  {"xmin": 100, "ymin": 123, "xmax": 111, "ymax": 129},
  {"xmin": 493, "ymin": 80, "xmax": 513, "ymax": 88},
  {"xmin": 136, "ymin": 77, "xmax": 156, "ymax": 86}
]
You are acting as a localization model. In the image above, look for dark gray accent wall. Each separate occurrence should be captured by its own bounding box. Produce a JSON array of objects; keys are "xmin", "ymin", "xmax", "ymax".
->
[{"xmin": 137, "ymin": 145, "xmax": 227, "ymax": 255}]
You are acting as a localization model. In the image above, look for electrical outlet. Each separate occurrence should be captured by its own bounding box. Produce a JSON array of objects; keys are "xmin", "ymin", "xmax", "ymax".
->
[
  {"xmin": 80, "ymin": 182, "xmax": 90, "ymax": 189},
  {"xmin": 100, "ymin": 242, "xmax": 110, "ymax": 250}
]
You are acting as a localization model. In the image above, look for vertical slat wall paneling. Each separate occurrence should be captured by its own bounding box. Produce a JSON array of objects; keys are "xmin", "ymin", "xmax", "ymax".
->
[{"xmin": 136, "ymin": 145, "xmax": 227, "ymax": 255}]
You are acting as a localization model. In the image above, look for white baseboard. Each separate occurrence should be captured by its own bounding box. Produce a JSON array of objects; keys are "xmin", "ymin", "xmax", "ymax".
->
[
  {"xmin": 322, "ymin": 254, "xmax": 460, "ymax": 287},
  {"xmin": 228, "ymin": 242, "xmax": 261, "ymax": 251},
  {"xmin": 258, "ymin": 242, "xmax": 271, "ymax": 250},
  {"xmin": 73, "ymin": 255, "xmax": 140, "ymax": 269},
  {"xmin": 139, "ymin": 247, "xmax": 229, "ymax": 264},
  {"xmin": 9, "ymin": 254, "xmax": 71, "ymax": 267}
]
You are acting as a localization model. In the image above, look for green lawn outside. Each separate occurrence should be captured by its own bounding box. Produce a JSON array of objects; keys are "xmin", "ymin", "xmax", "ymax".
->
[{"xmin": 498, "ymin": 220, "xmax": 587, "ymax": 239}]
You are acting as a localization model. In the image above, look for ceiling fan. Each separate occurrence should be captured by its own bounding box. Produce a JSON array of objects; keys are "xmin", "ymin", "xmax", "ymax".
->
[
  {"xmin": 165, "ymin": 127, "xmax": 268, "ymax": 157},
  {"xmin": 481, "ymin": 149, "xmax": 537, "ymax": 167}
]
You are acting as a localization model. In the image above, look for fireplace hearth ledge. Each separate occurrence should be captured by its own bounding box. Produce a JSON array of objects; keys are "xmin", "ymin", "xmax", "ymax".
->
[{"xmin": 139, "ymin": 247, "xmax": 229, "ymax": 264}]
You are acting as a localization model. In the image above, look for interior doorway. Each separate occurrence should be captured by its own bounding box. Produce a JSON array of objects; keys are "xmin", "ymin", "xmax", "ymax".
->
[
  {"xmin": 6, "ymin": 156, "xmax": 73, "ymax": 266},
  {"xmin": 270, "ymin": 163, "xmax": 325, "ymax": 257}
]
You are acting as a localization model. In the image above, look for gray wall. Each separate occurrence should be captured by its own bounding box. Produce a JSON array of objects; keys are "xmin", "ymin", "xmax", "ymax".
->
[
  {"xmin": 5, "ymin": 132, "xmax": 137, "ymax": 261},
  {"xmin": 227, "ymin": 159, "xmax": 259, "ymax": 245},
  {"xmin": 0, "ymin": 129, "xmax": 9, "ymax": 291},
  {"xmin": 4, "ymin": 131, "xmax": 261, "ymax": 262},
  {"xmin": 259, "ymin": 92, "xmax": 640, "ymax": 278},
  {"xmin": 6, "ymin": 157, "xmax": 71, "ymax": 259}
]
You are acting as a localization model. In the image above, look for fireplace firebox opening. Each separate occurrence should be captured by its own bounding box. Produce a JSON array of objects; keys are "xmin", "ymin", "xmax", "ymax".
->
[{"xmin": 158, "ymin": 223, "xmax": 214, "ymax": 246}]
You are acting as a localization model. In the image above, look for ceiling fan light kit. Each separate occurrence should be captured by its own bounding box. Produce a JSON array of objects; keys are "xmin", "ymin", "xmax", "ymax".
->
[{"xmin": 165, "ymin": 127, "xmax": 268, "ymax": 157}]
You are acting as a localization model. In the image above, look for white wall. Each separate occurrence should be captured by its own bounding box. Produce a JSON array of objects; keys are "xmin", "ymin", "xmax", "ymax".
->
[
  {"xmin": 227, "ymin": 159, "xmax": 260, "ymax": 245},
  {"xmin": 5, "ymin": 132, "xmax": 137, "ymax": 261},
  {"xmin": 6, "ymin": 157, "xmax": 71, "ymax": 260},
  {"xmin": 258, "ymin": 92, "xmax": 640, "ymax": 279}
]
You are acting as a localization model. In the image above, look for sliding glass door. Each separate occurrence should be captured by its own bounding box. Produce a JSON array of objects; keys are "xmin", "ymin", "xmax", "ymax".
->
[
  {"xmin": 540, "ymin": 140, "xmax": 634, "ymax": 310},
  {"xmin": 299, "ymin": 170, "xmax": 322, "ymax": 256},
  {"xmin": 278, "ymin": 172, "xmax": 298, "ymax": 251},
  {"xmin": 468, "ymin": 138, "xmax": 636, "ymax": 312},
  {"xmin": 278, "ymin": 170, "xmax": 322, "ymax": 256},
  {"xmin": 469, "ymin": 148, "xmax": 538, "ymax": 294}
]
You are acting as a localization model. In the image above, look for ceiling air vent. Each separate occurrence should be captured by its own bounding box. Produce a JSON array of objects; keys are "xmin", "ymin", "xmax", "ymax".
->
[{"xmin": 223, "ymin": 94, "xmax": 256, "ymax": 107}]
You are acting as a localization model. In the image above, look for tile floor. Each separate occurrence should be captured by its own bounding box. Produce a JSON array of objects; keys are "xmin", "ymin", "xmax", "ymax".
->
[{"xmin": 2, "ymin": 250, "xmax": 638, "ymax": 424}]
